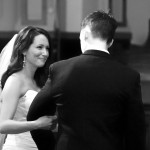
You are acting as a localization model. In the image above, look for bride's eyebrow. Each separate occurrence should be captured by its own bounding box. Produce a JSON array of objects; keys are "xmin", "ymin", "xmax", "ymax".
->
[{"xmin": 36, "ymin": 44, "xmax": 49, "ymax": 48}]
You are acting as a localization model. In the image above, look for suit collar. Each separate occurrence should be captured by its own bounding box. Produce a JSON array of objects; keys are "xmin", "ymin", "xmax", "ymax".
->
[{"xmin": 82, "ymin": 49, "xmax": 112, "ymax": 58}]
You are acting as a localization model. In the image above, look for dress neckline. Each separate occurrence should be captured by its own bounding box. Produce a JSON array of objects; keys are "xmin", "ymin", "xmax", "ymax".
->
[
  {"xmin": 24, "ymin": 90, "xmax": 38, "ymax": 97},
  {"xmin": 26, "ymin": 89, "xmax": 38, "ymax": 94}
]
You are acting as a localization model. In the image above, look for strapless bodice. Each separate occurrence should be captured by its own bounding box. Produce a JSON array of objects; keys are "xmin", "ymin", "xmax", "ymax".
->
[
  {"xmin": 13, "ymin": 90, "xmax": 38, "ymax": 122},
  {"xmin": 2, "ymin": 90, "xmax": 38, "ymax": 150}
]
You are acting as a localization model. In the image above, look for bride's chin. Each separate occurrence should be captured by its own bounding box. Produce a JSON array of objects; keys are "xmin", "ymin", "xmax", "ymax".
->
[{"xmin": 37, "ymin": 63, "xmax": 45, "ymax": 68}]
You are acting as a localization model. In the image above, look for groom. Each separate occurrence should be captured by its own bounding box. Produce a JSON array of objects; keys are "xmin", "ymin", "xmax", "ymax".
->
[{"xmin": 27, "ymin": 10, "xmax": 146, "ymax": 150}]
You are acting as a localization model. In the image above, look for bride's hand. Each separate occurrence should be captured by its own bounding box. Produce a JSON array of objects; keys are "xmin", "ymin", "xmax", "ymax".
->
[{"xmin": 35, "ymin": 115, "xmax": 57, "ymax": 130}]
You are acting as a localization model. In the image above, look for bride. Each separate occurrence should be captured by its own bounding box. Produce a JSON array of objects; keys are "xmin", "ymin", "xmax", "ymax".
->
[{"xmin": 0, "ymin": 26, "xmax": 57, "ymax": 150}]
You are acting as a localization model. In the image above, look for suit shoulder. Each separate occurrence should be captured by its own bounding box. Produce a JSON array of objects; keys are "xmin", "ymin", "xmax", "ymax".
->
[
  {"xmin": 114, "ymin": 60, "xmax": 140, "ymax": 77},
  {"xmin": 50, "ymin": 56, "xmax": 81, "ymax": 67}
]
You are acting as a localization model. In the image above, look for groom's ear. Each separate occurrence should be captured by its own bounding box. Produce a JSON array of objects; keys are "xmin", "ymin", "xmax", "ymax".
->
[{"xmin": 108, "ymin": 39, "xmax": 114, "ymax": 48}]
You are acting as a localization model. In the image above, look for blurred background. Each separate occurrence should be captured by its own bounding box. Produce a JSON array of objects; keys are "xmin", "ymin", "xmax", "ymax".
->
[{"xmin": 0, "ymin": 0, "xmax": 150, "ymax": 148}]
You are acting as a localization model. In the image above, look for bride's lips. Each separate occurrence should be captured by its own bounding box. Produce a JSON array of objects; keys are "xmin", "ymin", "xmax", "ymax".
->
[{"xmin": 39, "ymin": 57, "xmax": 47, "ymax": 62}]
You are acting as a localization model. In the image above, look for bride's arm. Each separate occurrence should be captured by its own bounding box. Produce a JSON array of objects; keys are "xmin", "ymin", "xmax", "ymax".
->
[
  {"xmin": 0, "ymin": 75, "xmax": 56, "ymax": 134},
  {"xmin": 0, "ymin": 81, "xmax": 2, "ymax": 112}
]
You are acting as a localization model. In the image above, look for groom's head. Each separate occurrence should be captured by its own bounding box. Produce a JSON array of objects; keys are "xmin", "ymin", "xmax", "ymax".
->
[{"xmin": 80, "ymin": 10, "xmax": 118, "ymax": 52}]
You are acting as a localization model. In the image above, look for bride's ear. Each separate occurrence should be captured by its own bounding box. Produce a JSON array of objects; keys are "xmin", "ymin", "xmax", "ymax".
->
[{"xmin": 22, "ymin": 51, "xmax": 27, "ymax": 56}]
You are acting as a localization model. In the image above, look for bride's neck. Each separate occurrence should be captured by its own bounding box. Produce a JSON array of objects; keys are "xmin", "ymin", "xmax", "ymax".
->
[{"xmin": 21, "ymin": 64, "xmax": 37, "ymax": 80}]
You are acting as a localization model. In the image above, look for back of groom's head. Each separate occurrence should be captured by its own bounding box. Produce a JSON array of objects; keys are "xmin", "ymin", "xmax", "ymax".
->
[{"xmin": 81, "ymin": 10, "xmax": 118, "ymax": 45}]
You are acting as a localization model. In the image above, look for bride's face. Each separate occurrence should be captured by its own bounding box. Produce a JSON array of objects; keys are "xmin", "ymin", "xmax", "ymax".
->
[{"xmin": 24, "ymin": 34, "xmax": 49, "ymax": 68}]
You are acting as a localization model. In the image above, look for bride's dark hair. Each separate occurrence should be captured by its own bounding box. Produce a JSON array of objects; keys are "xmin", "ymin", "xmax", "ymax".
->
[{"xmin": 1, "ymin": 26, "xmax": 53, "ymax": 89}]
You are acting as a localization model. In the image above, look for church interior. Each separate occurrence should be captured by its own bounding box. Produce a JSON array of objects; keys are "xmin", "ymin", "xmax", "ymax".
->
[{"xmin": 0, "ymin": 0, "xmax": 150, "ymax": 149}]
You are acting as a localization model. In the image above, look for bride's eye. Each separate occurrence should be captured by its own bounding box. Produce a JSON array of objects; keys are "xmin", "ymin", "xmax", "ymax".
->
[
  {"xmin": 37, "ymin": 45, "xmax": 43, "ymax": 50},
  {"xmin": 46, "ymin": 46, "xmax": 50, "ymax": 51}
]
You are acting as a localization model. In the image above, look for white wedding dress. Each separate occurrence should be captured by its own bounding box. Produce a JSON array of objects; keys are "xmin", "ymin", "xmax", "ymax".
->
[{"xmin": 2, "ymin": 90, "xmax": 38, "ymax": 150}]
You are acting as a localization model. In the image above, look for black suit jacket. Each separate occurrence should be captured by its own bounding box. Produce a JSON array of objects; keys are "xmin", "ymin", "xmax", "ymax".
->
[{"xmin": 27, "ymin": 50, "xmax": 146, "ymax": 150}]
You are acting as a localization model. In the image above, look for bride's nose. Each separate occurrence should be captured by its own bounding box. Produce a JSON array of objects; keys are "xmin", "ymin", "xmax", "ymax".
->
[{"xmin": 42, "ymin": 48, "xmax": 49, "ymax": 57}]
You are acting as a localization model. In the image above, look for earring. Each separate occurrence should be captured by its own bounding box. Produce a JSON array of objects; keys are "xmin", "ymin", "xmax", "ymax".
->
[{"xmin": 23, "ymin": 55, "xmax": 26, "ymax": 68}]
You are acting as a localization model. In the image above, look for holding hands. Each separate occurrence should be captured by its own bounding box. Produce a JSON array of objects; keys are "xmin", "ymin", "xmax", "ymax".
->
[{"xmin": 35, "ymin": 115, "xmax": 57, "ymax": 131}]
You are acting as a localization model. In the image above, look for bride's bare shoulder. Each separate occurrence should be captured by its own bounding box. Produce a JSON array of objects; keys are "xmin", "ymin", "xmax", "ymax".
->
[
  {"xmin": 9, "ymin": 72, "xmax": 24, "ymax": 83},
  {"xmin": 4, "ymin": 72, "xmax": 27, "ymax": 96}
]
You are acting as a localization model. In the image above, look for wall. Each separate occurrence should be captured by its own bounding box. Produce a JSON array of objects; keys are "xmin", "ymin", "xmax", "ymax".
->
[
  {"xmin": 0, "ymin": 0, "xmax": 56, "ymax": 31},
  {"xmin": 59, "ymin": 0, "xmax": 150, "ymax": 46},
  {"xmin": 65, "ymin": 0, "xmax": 82, "ymax": 32},
  {"xmin": 0, "ymin": 0, "xmax": 17, "ymax": 30},
  {"xmin": 127, "ymin": 0, "xmax": 150, "ymax": 45},
  {"xmin": 0, "ymin": 0, "xmax": 150, "ymax": 45},
  {"xmin": 82, "ymin": 0, "xmax": 99, "ymax": 20}
]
